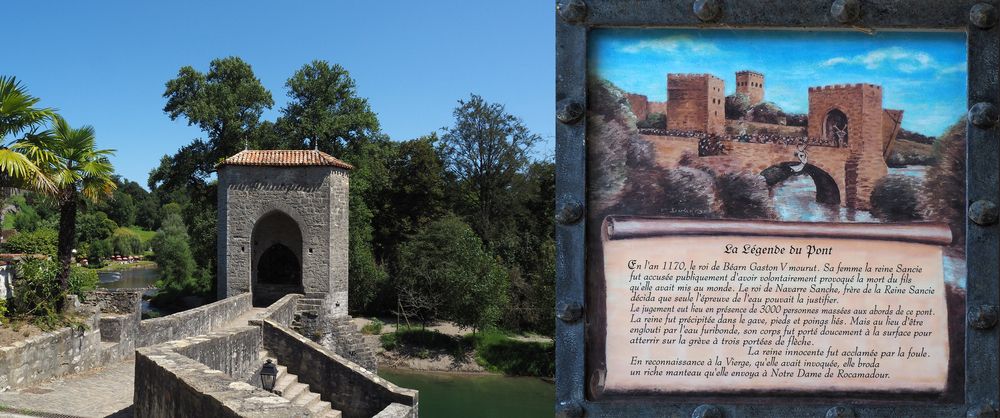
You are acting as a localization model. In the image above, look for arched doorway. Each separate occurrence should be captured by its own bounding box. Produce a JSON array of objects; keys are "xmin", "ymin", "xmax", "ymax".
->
[
  {"xmin": 761, "ymin": 162, "xmax": 841, "ymax": 205},
  {"xmin": 824, "ymin": 109, "xmax": 849, "ymax": 147},
  {"xmin": 251, "ymin": 211, "xmax": 303, "ymax": 307}
]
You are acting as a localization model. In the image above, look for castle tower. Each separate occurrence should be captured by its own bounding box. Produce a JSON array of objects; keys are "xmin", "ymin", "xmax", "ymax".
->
[
  {"xmin": 216, "ymin": 149, "xmax": 351, "ymax": 315},
  {"xmin": 666, "ymin": 74, "xmax": 725, "ymax": 135},
  {"xmin": 807, "ymin": 84, "xmax": 891, "ymax": 211},
  {"xmin": 736, "ymin": 71, "xmax": 765, "ymax": 104}
]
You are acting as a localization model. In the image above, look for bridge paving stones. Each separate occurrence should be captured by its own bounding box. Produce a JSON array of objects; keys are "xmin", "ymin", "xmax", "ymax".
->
[{"xmin": 0, "ymin": 307, "xmax": 269, "ymax": 417}]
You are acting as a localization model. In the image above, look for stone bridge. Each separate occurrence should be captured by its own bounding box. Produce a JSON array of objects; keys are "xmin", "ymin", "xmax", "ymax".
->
[{"xmin": 647, "ymin": 83, "xmax": 903, "ymax": 211}]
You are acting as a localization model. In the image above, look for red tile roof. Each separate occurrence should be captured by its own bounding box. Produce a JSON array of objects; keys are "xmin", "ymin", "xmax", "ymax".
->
[{"xmin": 219, "ymin": 149, "xmax": 353, "ymax": 170}]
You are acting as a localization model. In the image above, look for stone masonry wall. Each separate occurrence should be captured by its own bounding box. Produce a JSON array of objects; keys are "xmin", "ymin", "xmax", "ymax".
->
[
  {"xmin": 262, "ymin": 320, "xmax": 417, "ymax": 418},
  {"xmin": 168, "ymin": 326, "xmax": 263, "ymax": 383},
  {"xmin": 0, "ymin": 307, "xmax": 102, "ymax": 391},
  {"xmin": 135, "ymin": 344, "xmax": 309, "ymax": 418},
  {"xmin": 625, "ymin": 93, "xmax": 649, "ymax": 121},
  {"xmin": 138, "ymin": 293, "xmax": 252, "ymax": 347},
  {"xmin": 667, "ymin": 74, "xmax": 725, "ymax": 135},
  {"xmin": 218, "ymin": 165, "xmax": 349, "ymax": 316}
]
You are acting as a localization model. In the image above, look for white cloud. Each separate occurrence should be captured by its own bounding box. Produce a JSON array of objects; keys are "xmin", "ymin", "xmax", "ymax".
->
[
  {"xmin": 820, "ymin": 47, "xmax": 941, "ymax": 73},
  {"xmin": 938, "ymin": 61, "xmax": 967, "ymax": 75},
  {"xmin": 618, "ymin": 36, "xmax": 720, "ymax": 55}
]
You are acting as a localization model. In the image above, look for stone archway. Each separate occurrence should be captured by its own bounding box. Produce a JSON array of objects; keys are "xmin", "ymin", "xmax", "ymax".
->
[
  {"xmin": 761, "ymin": 162, "xmax": 841, "ymax": 205},
  {"xmin": 824, "ymin": 109, "xmax": 849, "ymax": 147},
  {"xmin": 251, "ymin": 211, "xmax": 303, "ymax": 307}
]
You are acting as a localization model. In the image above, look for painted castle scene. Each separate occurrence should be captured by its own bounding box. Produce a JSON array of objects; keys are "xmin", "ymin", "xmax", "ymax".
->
[
  {"xmin": 587, "ymin": 29, "xmax": 969, "ymax": 401},
  {"xmin": 587, "ymin": 29, "xmax": 968, "ymax": 277}
]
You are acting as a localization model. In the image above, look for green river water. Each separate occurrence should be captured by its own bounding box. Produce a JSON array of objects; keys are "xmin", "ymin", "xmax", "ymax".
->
[{"xmin": 379, "ymin": 369, "xmax": 554, "ymax": 417}]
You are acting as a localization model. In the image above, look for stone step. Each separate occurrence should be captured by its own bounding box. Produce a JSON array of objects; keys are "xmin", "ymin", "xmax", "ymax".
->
[
  {"xmin": 282, "ymin": 381, "xmax": 309, "ymax": 400},
  {"xmin": 292, "ymin": 390, "xmax": 321, "ymax": 407},
  {"xmin": 274, "ymin": 373, "xmax": 298, "ymax": 393},
  {"xmin": 307, "ymin": 399, "xmax": 333, "ymax": 415},
  {"xmin": 324, "ymin": 409, "xmax": 343, "ymax": 418}
]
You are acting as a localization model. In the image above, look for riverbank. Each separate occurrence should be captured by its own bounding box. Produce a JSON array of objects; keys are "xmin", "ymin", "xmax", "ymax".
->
[
  {"xmin": 355, "ymin": 317, "xmax": 554, "ymax": 377},
  {"xmin": 95, "ymin": 260, "xmax": 157, "ymax": 272}
]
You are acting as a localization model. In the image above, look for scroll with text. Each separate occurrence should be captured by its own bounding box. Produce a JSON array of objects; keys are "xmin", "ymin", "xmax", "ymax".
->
[{"xmin": 602, "ymin": 217, "xmax": 953, "ymax": 394}]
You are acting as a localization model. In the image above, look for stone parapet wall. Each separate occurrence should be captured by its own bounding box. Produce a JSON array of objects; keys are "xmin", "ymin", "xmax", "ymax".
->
[
  {"xmin": 262, "ymin": 320, "xmax": 417, "ymax": 418},
  {"xmin": 135, "ymin": 344, "xmax": 308, "ymax": 418},
  {"xmin": 0, "ymin": 307, "xmax": 102, "ymax": 391},
  {"xmin": 249, "ymin": 293, "xmax": 301, "ymax": 328},
  {"xmin": 165, "ymin": 326, "xmax": 263, "ymax": 383},
  {"xmin": 138, "ymin": 293, "xmax": 252, "ymax": 347},
  {"xmin": 374, "ymin": 403, "xmax": 416, "ymax": 418}
]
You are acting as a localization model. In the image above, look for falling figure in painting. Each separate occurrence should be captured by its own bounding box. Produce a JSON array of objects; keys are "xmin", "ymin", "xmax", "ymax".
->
[
  {"xmin": 831, "ymin": 123, "xmax": 848, "ymax": 147},
  {"xmin": 791, "ymin": 144, "xmax": 808, "ymax": 173}
]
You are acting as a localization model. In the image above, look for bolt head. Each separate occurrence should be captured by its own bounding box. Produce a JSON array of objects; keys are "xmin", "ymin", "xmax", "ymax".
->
[
  {"xmin": 555, "ymin": 197, "xmax": 584, "ymax": 224},
  {"xmin": 556, "ymin": 400, "xmax": 584, "ymax": 418},
  {"xmin": 970, "ymin": 102, "xmax": 1000, "ymax": 129},
  {"xmin": 693, "ymin": 0, "xmax": 722, "ymax": 22},
  {"xmin": 831, "ymin": 0, "xmax": 861, "ymax": 24},
  {"xmin": 971, "ymin": 3, "xmax": 998, "ymax": 29},
  {"xmin": 970, "ymin": 200, "xmax": 999, "ymax": 226},
  {"xmin": 557, "ymin": 0, "xmax": 587, "ymax": 24},
  {"xmin": 970, "ymin": 305, "xmax": 998, "ymax": 330},
  {"xmin": 827, "ymin": 406, "xmax": 857, "ymax": 418},
  {"xmin": 557, "ymin": 99, "xmax": 585, "ymax": 125},
  {"xmin": 557, "ymin": 301, "xmax": 583, "ymax": 323},
  {"xmin": 692, "ymin": 404, "xmax": 723, "ymax": 418}
]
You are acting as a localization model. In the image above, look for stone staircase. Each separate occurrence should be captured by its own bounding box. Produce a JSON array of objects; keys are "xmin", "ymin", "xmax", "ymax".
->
[
  {"xmin": 259, "ymin": 350, "xmax": 341, "ymax": 418},
  {"xmin": 291, "ymin": 298, "xmax": 378, "ymax": 372}
]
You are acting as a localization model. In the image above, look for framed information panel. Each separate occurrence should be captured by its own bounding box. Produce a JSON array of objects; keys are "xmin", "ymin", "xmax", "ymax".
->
[{"xmin": 555, "ymin": 1, "xmax": 999, "ymax": 416}]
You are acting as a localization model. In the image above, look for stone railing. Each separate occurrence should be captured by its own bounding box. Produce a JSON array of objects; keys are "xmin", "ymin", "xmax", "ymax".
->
[
  {"xmin": 262, "ymin": 319, "xmax": 417, "ymax": 418},
  {"xmin": 135, "ymin": 333, "xmax": 310, "ymax": 418},
  {"xmin": 138, "ymin": 293, "xmax": 252, "ymax": 347},
  {"xmin": 248, "ymin": 293, "xmax": 300, "ymax": 328}
]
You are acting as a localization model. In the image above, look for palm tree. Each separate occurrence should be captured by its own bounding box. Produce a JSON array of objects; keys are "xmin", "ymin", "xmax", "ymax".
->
[
  {"xmin": 0, "ymin": 76, "xmax": 56, "ymax": 193},
  {"xmin": 46, "ymin": 116, "xmax": 116, "ymax": 294}
]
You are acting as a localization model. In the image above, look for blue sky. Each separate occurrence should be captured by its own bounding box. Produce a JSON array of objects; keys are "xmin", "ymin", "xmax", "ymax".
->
[
  {"xmin": 590, "ymin": 29, "xmax": 967, "ymax": 137},
  {"xmin": 3, "ymin": 1, "xmax": 555, "ymax": 186}
]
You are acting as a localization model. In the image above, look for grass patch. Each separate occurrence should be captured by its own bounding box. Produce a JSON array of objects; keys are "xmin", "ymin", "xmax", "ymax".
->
[
  {"xmin": 472, "ymin": 329, "xmax": 554, "ymax": 377},
  {"xmin": 380, "ymin": 327, "xmax": 554, "ymax": 377},
  {"xmin": 361, "ymin": 318, "xmax": 384, "ymax": 335},
  {"xmin": 128, "ymin": 226, "xmax": 157, "ymax": 244}
]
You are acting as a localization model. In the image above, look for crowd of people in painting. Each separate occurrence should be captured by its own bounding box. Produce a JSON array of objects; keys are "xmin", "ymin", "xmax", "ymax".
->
[{"xmin": 638, "ymin": 128, "xmax": 843, "ymax": 156}]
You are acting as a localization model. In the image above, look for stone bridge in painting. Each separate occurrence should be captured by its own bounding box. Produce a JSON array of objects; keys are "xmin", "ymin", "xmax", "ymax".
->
[{"xmin": 649, "ymin": 83, "xmax": 903, "ymax": 211}]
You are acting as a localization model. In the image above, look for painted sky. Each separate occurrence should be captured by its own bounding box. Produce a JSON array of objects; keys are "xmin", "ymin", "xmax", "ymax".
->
[
  {"xmin": 590, "ymin": 29, "xmax": 967, "ymax": 137},
  {"xmin": 3, "ymin": 1, "xmax": 555, "ymax": 186}
]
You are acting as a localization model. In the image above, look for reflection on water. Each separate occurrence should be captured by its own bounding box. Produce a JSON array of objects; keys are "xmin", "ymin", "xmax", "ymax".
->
[
  {"xmin": 771, "ymin": 165, "xmax": 965, "ymax": 287},
  {"xmin": 379, "ymin": 368, "xmax": 554, "ymax": 418},
  {"xmin": 98, "ymin": 267, "xmax": 162, "ymax": 314}
]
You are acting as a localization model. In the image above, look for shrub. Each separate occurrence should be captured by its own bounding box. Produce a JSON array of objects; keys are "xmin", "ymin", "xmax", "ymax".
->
[
  {"xmin": 870, "ymin": 175, "xmax": 924, "ymax": 222},
  {"xmin": 614, "ymin": 166, "xmax": 718, "ymax": 218},
  {"xmin": 361, "ymin": 318, "xmax": 384, "ymax": 335},
  {"xmin": 380, "ymin": 332, "xmax": 398, "ymax": 351},
  {"xmin": 473, "ymin": 329, "xmax": 555, "ymax": 377},
  {"xmin": 68, "ymin": 267, "xmax": 99, "ymax": 302},
  {"xmin": 715, "ymin": 172, "xmax": 776, "ymax": 220},
  {"xmin": 9, "ymin": 258, "xmax": 61, "ymax": 328},
  {"xmin": 924, "ymin": 118, "xmax": 966, "ymax": 251},
  {"xmin": 725, "ymin": 93, "xmax": 752, "ymax": 119},
  {"xmin": 3, "ymin": 228, "xmax": 58, "ymax": 256},
  {"xmin": 747, "ymin": 102, "xmax": 787, "ymax": 125},
  {"xmin": 76, "ymin": 212, "xmax": 118, "ymax": 244},
  {"xmin": 636, "ymin": 113, "xmax": 666, "ymax": 129}
]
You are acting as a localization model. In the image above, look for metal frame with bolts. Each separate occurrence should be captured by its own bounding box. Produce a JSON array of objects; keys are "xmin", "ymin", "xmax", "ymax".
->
[{"xmin": 555, "ymin": 1, "xmax": 1000, "ymax": 416}]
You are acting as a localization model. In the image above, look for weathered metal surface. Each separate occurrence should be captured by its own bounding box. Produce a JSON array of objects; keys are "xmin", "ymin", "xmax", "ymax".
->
[
  {"xmin": 970, "ymin": 305, "xmax": 999, "ymax": 330},
  {"xmin": 970, "ymin": 102, "xmax": 999, "ymax": 128},
  {"xmin": 831, "ymin": 0, "xmax": 861, "ymax": 24},
  {"xmin": 970, "ymin": 200, "xmax": 999, "ymax": 226},
  {"xmin": 555, "ymin": 195, "xmax": 584, "ymax": 224},
  {"xmin": 555, "ymin": 0, "xmax": 999, "ymax": 416},
  {"xmin": 556, "ymin": 300, "xmax": 584, "ymax": 323},
  {"xmin": 827, "ymin": 405, "xmax": 858, "ymax": 418},
  {"xmin": 693, "ymin": 0, "xmax": 723, "ymax": 22}
]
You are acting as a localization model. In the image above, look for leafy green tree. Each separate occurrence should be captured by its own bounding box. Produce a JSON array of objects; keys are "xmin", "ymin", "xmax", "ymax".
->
[
  {"xmin": 725, "ymin": 93, "xmax": 752, "ymax": 120},
  {"xmin": 278, "ymin": 60, "xmax": 380, "ymax": 152},
  {"xmin": 46, "ymin": 116, "xmax": 116, "ymax": 298},
  {"xmin": 3, "ymin": 228, "xmax": 57, "ymax": 256},
  {"xmin": 441, "ymin": 94, "xmax": 540, "ymax": 246},
  {"xmin": 109, "ymin": 227, "xmax": 143, "ymax": 255},
  {"xmin": 871, "ymin": 175, "xmax": 924, "ymax": 222},
  {"xmin": 0, "ymin": 76, "xmax": 56, "ymax": 194},
  {"xmin": 747, "ymin": 102, "xmax": 787, "ymax": 125},
  {"xmin": 376, "ymin": 135, "xmax": 448, "ymax": 260},
  {"xmin": 397, "ymin": 215, "xmax": 508, "ymax": 332},
  {"xmin": 924, "ymin": 118, "xmax": 966, "ymax": 252},
  {"xmin": 76, "ymin": 211, "xmax": 118, "ymax": 243},
  {"xmin": 151, "ymin": 212, "xmax": 204, "ymax": 299}
]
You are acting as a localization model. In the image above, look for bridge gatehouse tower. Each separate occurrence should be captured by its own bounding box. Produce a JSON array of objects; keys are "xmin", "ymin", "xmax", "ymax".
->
[
  {"xmin": 807, "ymin": 83, "xmax": 896, "ymax": 211},
  {"xmin": 216, "ymin": 149, "xmax": 351, "ymax": 315}
]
